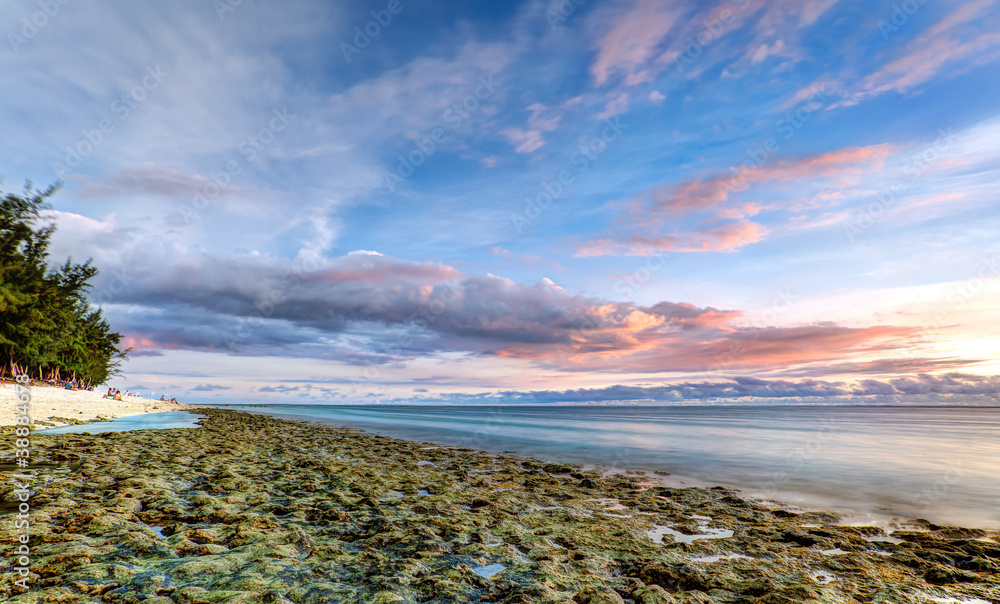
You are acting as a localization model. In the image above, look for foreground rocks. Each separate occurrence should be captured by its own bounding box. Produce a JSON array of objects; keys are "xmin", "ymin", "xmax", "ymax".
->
[{"xmin": 1, "ymin": 409, "xmax": 997, "ymax": 603}]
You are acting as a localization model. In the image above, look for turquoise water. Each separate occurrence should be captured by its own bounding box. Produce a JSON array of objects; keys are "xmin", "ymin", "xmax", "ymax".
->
[
  {"xmin": 213, "ymin": 404, "xmax": 1000, "ymax": 529},
  {"xmin": 35, "ymin": 411, "xmax": 205, "ymax": 434}
]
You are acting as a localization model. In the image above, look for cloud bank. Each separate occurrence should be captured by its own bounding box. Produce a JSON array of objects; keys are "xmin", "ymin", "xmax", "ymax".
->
[{"xmin": 413, "ymin": 374, "xmax": 1000, "ymax": 405}]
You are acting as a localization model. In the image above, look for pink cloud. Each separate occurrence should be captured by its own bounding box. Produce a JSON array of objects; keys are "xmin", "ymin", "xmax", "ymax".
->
[
  {"xmin": 578, "ymin": 143, "xmax": 896, "ymax": 256},
  {"xmin": 584, "ymin": 0, "xmax": 838, "ymax": 91},
  {"xmin": 923, "ymin": 0, "xmax": 992, "ymax": 39},
  {"xmin": 644, "ymin": 301, "xmax": 743, "ymax": 329},
  {"xmin": 500, "ymin": 128, "xmax": 546, "ymax": 153},
  {"xmin": 795, "ymin": 0, "xmax": 840, "ymax": 27},
  {"xmin": 855, "ymin": 33, "xmax": 1000, "ymax": 103},
  {"xmin": 805, "ymin": 0, "xmax": 1000, "ymax": 109},
  {"xmin": 577, "ymin": 220, "xmax": 769, "ymax": 256},
  {"xmin": 749, "ymin": 39, "xmax": 785, "ymax": 63},
  {"xmin": 500, "ymin": 103, "xmax": 564, "ymax": 153},
  {"xmin": 122, "ymin": 334, "xmax": 165, "ymax": 356},
  {"xmin": 753, "ymin": 0, "xmax": 841, "ymax": 36},
  {"xmin": 656, "ymin": 0, "xmax": 836, "ymax": 81},
  {"xmin": 590, "ymin": 0, "xmax": 678, "ymax": 86},
  {"xmin": 894, "ymin": 192, "xmax": 965, "ymax": 213},
  {"xmin": 653, "ymin": 144, "xmax": 894, "ymax": 217},
  {"xmin": 495, "ymin": 316, "xmax": 923, "ymax": 376},
  {"xmin": 596, "ymin": 92, "xmax": 630, "ymax": 119}
]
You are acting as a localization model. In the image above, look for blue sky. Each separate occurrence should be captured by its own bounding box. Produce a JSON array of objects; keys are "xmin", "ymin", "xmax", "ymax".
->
[{"xmin": 2, "ymin": 0, "xmax": 999, "ymax": 404}]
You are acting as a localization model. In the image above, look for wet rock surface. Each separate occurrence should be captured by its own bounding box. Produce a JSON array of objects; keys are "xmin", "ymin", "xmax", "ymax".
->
[{"xmin": 1, "ymin": 409, "xmax": 997, "ymax": 603}]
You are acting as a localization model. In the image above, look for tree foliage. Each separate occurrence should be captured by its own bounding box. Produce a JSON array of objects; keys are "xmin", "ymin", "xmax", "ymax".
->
[{"xmin": 0, "ymin": 182, "xmax": 127, "ymax": 386}]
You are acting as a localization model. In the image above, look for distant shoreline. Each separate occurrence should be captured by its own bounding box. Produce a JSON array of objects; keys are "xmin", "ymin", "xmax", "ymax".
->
[{"xmin": 0, "ymin": 381, "xmax": 196, "ymax": 429}]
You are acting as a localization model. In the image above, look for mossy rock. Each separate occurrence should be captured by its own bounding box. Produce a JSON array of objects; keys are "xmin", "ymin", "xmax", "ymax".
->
[
  {"xmin": 639, "ymin": 563, "xmax": 713, "ymax": 592},
  {"xmin": 544, "ymin": 463, "xmax": 574, "ymax": 473},
  {"xmin": 573, "ymin": 586, "xmax": 625, "ymax": 603},
  {"xmin": 633, "ymin": 585, "xmax": 678, "ymax": 604},
  {"xmin": 369, "ymin": 591, "xmax": 406, "ymax": 603},
  {"xmin": 924, "ymin": 564, "xmax": 980, "ymax": 584}
]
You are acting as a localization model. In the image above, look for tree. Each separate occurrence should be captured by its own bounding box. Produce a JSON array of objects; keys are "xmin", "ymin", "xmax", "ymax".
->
[{"xmin": 0, "ymin": 182, "xmax": 128, "ymax": 386}]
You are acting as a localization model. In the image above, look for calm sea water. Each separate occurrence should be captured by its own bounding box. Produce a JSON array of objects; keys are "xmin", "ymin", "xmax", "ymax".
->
[
  {"xmin": 36, "ymin": 411, "xmax": 205, "ymax": 434},
  {"xmin": 217, "ymin": 404, "xmax": 999, "ymax": 528}
]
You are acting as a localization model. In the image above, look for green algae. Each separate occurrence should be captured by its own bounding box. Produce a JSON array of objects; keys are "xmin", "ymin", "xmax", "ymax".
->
[{"xmin": 0, "ymin": 409, "xmax": 997, "ymax": 603}]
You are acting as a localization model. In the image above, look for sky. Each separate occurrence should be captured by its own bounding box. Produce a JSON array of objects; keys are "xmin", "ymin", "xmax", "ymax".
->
[{"xmin": 2, "ymin": 0, "xmax": 999, "ymax": 405}]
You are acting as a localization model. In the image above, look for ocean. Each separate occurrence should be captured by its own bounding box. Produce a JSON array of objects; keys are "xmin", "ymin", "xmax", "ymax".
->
[{"xmin": 211, "ymin": 404, "xmax": 1000, "ymax": 529}]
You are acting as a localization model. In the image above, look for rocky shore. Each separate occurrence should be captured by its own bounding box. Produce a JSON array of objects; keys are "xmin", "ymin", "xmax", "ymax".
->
[{"xmin": 1, "ymin": 409, "xmax": 997, "ymax": 603}]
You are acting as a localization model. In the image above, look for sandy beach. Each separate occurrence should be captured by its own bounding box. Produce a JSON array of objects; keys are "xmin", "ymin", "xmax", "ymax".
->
[
  {"xmin": 0, "ymin": 381, "xmax": 195, "ymax": 429},
  {"xmin": 1, "ymin": 408, "xmax": 996, "ymax": 603}
]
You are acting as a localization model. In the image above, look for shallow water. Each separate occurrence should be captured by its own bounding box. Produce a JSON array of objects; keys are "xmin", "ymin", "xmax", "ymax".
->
[
  {"xmin": 35, "ymin": 411, "xmax": 205, "ymax": 434},
  {"xmin": 204, "ymin": 404, "xmax": 1000, "ymax": 528},
  {"xmin": 647, "ymin": 525, "xmax": 734, "ymax": 544}
]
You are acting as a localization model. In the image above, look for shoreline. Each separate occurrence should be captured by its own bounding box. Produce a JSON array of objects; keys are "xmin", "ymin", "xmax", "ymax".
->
[
  {"xmin": 67, "ymin": 404, "xmax": 983, "ymax": 532},
  {"xmin": 223, "ymin": 403, "xmax": 1000, "ymax": 531},
  {"xmin": 2, "ymin": 408, "xmax": 996, "ymax": 603},
  {"xmin": 0, "ymin": 381, "xmax": 196, "ymax": 431}
]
